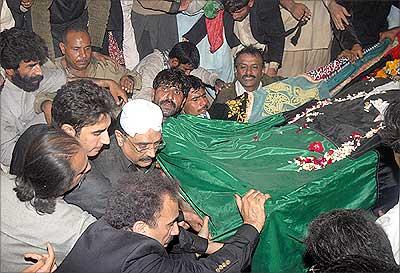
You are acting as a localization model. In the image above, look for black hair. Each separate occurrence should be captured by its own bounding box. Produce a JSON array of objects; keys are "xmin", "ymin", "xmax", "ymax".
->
[
  {"xmin": 104, "ymin": 171, "xmax": 179, "ymax": 229},
  {"xmin": 51, "ymin": 80, "xmax": 115, "ymax": 134},
  {"xmin": 0, "ymin": 27, "xmax": 48, "ymax": 70},
  {"xmin": 153, "ymin": 68, "xmax": 190, "ymax": 97},
  {"xmin": 62, "ymin": 25, "xmax": 90, "ymax": 44},
  {"xmin": 318, "ymin": 255, "xmax": 400, "ymax": 273},
  {"xmin": 223, "ymin": 0, "xmax": 250, "ymax": 13},
  {"xmin": 380, "ymin": 100, "xmax": 400, "ymax": 153},
  {"xmin": 186, "ymin": 75, "xmax": 205, "ymax": 93},
  {"xmin": 169, "ymin": 41, "xmax": 200, "ymax": 69},
  {"xmin": 234, "ymin": 45, "xmax": 264, "ymax": 67},
  {"xmin": 14, "ymin": 130, "xmax": 82, "ymax": 215},
  {"xmin": 303, "ymin": 209, "xmax": 396, "ymax": 270}
]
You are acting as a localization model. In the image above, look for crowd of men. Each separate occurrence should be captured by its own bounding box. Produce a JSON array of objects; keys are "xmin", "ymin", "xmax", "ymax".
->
[{"xmin": 1, "ymin": 0, "xmax": 400, "ymax": 272}]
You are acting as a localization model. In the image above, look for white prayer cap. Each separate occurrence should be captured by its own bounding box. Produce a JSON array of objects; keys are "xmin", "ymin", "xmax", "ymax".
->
[{"xmin": 119, "ymin": 99, "xmax": 163, "ymax": 137}]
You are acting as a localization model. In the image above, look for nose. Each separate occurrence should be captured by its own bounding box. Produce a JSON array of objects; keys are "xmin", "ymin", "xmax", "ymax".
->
[
  {"xmin": 79, "ymin": 48, "xmax": 88, "ymax": 59},
  {"xmin": 166, "ymin": 90, "xmax": 174, "ymax": 100},
  {"xmin": 32, "ymin": 64, "xmax": 43, "ymax": 77},
  {"xmin": 171, "ymin": 222, "xmax": 179, "ymax": 236},
  {"xmin": 146, "ymin": 146, "xmax": 157, "ymax": 158},
  {"xmin": 101, "ymin": 131, "xmax": 110, "ymax": 145},
  {"xmin": 200, "ymin": 97, "xmax": 209, "ymax": 108}
]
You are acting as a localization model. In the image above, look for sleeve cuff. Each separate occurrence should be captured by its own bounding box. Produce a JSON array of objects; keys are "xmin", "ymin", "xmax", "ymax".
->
[
  {"xmin": 234, "ymin": 224, "xmax": 260, "ymax": 243},
  {"xmin": 178, "ymin": 227, "xmax": 209, "ymax": 254}
]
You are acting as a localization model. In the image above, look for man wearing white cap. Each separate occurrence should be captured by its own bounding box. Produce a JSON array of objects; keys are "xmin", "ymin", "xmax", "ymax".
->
[{"xmin": 92, "ymin": 99, "xmax": 164, "ymax": 186}]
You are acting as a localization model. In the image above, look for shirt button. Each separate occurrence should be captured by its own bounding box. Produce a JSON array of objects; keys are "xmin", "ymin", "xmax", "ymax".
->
[{"xmin": 226, "ymin": 260, "xmax": 231, "ymax": 265}]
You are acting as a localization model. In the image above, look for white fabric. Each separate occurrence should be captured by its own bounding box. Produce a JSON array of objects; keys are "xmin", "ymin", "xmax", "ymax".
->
[
  {"xmin": 134, "ymin": 49, "xmax": 220, "ymax": 101},
  {"xmin": 1, "ymin": 173, "xmax": 96, "ymax": 273},
  {"xmin": 120, "ymin": 99, "xmax": 163, "ymax": 136},
  {"xmin": 376, "ymin": 203, "xmax": 400, "ymax": 264},
  {"xmin": 0, "ymin": 0, "xmax": 15, "ymax": 32},
  {"xmin": 121, "ymin": 0, "xmax": 140, "ymax": 70},
  {"xmin": 235, "ymin": 81, "xmax": 262, "ymax": 97}
]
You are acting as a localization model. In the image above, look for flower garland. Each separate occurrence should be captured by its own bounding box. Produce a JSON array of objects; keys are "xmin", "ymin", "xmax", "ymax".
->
[
  {"xmin": 375, "ymin": 59, "xmax": 400, "ymax": 80},
  {"xmin": 288, "ymin": 91, "xmax": 387, "ymax": 171}
]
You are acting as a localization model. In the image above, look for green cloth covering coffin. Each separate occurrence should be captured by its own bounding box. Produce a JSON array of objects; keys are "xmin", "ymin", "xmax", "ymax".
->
[{"xmin": 158, "ymin": 115, "xmax": 377, "ymax": 273}]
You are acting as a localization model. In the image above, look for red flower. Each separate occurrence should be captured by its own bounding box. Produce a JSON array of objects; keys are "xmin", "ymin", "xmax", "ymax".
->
[
  {"xmin": 351, "ymin": 131, "xmax": 362, "ymax": 139},
  {"xmin": 308, "ymin": 141, "xmax": 325, "ymax": 153},
  {"xmin": 327, "ymin": 149, "xmax": 335, "ymax": 155}
]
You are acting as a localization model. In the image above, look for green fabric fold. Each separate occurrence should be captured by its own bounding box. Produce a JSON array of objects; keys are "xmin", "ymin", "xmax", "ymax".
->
[{"xmin": 159, "ymin": 115, "xmax": 378, "ymax": 272}]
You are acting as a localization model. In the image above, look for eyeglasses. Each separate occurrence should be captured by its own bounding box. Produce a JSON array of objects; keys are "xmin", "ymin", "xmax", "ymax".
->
[{"xmin": 126, "ymin": 137, "xmax": 165, "ymax": 153}]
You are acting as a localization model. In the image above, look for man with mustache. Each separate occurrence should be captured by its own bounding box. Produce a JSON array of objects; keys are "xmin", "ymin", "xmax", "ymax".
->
[
  {"xmin": 134, "ymin": 41, "xmax": 225, "ymax": 101},
  {"xmin": 56, "ymin": 170, "xmax": 271, "ymax": 273},
  {"xmin": 92, "ymin": 98, "xmax": 204, "ymax": 231},
  {"xmin": 211, "ymin": 46, "xmax": 282, "ymax": 106},
  {"xmin": 0, "ymin": 27, "xmax": 67, "ymax": 167},
  {"xmin": 182, "ymin": 75, "xmax": 210, "ymax": 118},
  {"xmin": 152, "ymin": 68, "xmax": 190, "ymax": 120},
  {"xmin": 92, "ymin": 99, "xmax": 164, "ymax": 186},
  {"xmin": 35, "ymin": 26, "xmax": 141, "ymax": 122}
]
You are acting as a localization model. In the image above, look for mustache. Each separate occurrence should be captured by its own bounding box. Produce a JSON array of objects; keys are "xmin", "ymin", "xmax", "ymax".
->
[
  {"xmin": 241, "ymin": 74, "xmax": 256, "ymax": 80},
  {"xmin": 160, "ymin": 99, "xmax": 177, "ymax": 108},
  {"xmin": 139, "ymin": 156, "xmax": 153, "ymax": 162}
]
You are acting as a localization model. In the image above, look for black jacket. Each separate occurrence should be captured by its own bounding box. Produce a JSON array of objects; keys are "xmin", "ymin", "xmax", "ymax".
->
[
  {"xmin": 56, "ymin": 218, "xmax": 260, "ymax": 273},
  {"xmin": 183, "ymin": 0, "xmax": 285, "ymax": 65}
]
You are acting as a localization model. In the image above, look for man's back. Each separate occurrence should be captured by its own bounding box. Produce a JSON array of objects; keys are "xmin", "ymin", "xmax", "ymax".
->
[
  {"xmin": 56, "ymin": 218, "xmax": 260, "ymax": 273},
  {"xmin": 1, "ymin": 172, "xmax": 96, "ymax": 273},
  {"xmin": 55, "ymin": 218, "xmax": 168, "ymax": 273}
]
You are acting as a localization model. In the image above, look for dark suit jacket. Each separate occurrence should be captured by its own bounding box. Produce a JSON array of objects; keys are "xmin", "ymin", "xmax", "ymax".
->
[
  {"xmin": 56, "ymin": 218, "xmax": 260, "ymax": 273},
  {"xmin": 183, "ymin": 0, "xmax": 285, "ymax": 65}
]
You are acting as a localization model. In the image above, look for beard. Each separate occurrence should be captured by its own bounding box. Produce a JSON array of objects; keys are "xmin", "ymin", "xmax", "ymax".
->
[
  {"xmin": 159, "ymin": 99, "xmax": 178, "ymax": 117},
  {"xmin": 11, "ymin": 72, "xmax": 43, "ymax": 92}
]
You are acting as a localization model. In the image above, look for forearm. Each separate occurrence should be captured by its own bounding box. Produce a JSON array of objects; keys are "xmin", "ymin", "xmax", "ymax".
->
[
  {"xmin": 124, "ymin": 69, "xmax": 142, "ymax": 90},
  {"xmin": 280, "ymin": 0, "xmax": 295, "ymax": 11}
]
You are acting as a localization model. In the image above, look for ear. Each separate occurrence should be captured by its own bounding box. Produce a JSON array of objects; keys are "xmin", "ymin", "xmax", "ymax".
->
[
  {"xmin": 168, "ymin": 58, "xmax": 179, "ymax": 68},
  {"xmin": 59, "ymin": 42, "xmax": 66, "ymax": 55},
  {"xmin": 132, "ymin": 221, "xmax": 149, "ymax": 235},
  {"xmin": 61, "ymin": 124, "xmax": 77, "ymax": 137},
  {"xmin": 248, "ymin": 0, "xmax": 255, "ymax": 8},
  {"xmin": 114, "ymin": 130, "xmax": 125, "ymax": 147},
  {"xmin": 152, "ymin": 88, "xmax": 156, "ymax": 102},
  {"xmin": 5, "ymin": 68, "xmax": 15, "ymax": 78}
]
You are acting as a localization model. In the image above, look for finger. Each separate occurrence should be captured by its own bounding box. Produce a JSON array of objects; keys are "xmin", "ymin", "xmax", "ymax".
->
[
  {"xmin": 21, "ymin": 260, "xmax": 46, "ymax": 273},
  {"xmin": 24, "ymin": 253, "xmax": 43, "ymax": 260},
  {"xmin": 249, "ymin": 190, "xmax": 263, "ymax": 199},
  {"xmin": 342, "ymin": 16, "xmax": 349, "ymax": 26},
  {"xmin": 342, "ymin": 7, "xmax": 351, "ymax": 17},
  {"xmin": 201, "ymin": 216, "xmax": 209, "ymax": 233},
  {"xmin": 119, "ymin": 90, "xmax": 128, "ymax": 103},
  {"xmin": 243, "ymin": 189, "xmax": 256, "ymax": 199},
  {"xmin": 47, "ymin": 243, "xmax": 55, "ymax": 260},
  {"xmin": 337, "ymin": 19, "xmax": 344, "ymax": 30},
  {"xmin": 178, "ymin": 221, "xmax": 190, "ymax": 229},
  {"xmin": 234, "ymin": 194, "xmax": 243, "ymax": 212}
]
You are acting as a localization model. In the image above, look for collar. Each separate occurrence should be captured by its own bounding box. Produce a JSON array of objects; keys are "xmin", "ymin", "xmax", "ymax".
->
[
  {"xmin": 235, "ymin": 80, "xmax": 262, "ymax": 96},
  {"xmin": 59, "ymin": 56, "xmax": 97, "ymax": 78}
]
